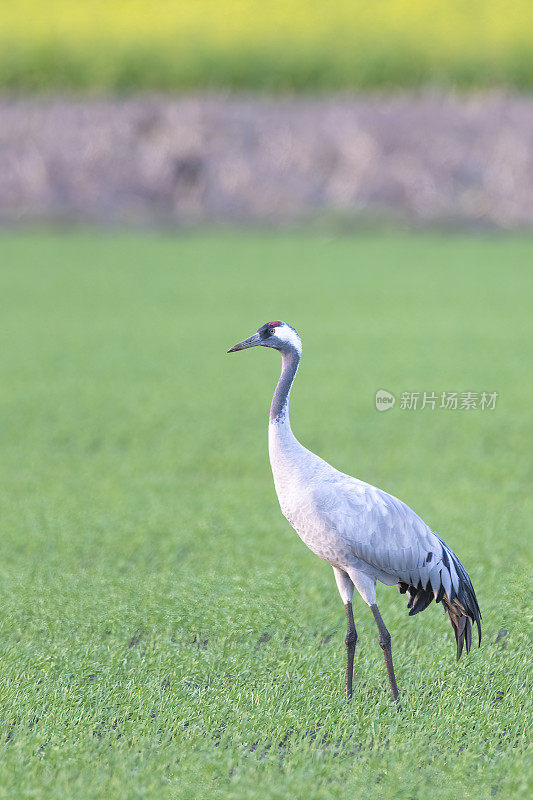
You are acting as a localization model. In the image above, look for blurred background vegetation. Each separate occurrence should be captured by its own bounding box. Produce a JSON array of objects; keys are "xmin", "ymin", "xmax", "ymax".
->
[{"xmin": 2, "ymin": 0, "xmax": 533, "ymax": 91}]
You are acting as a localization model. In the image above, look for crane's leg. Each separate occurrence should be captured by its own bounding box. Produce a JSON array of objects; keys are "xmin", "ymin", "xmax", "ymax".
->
[
  {"xmin": 370, "ymin": 603, "xmax": 399, "ymax": 702},
  {"xmin": 344, "ymin": 600, "xmax": 357, "ymax": 700},
  {"xmin": 333, "ymin": 567, "xmax": 357, "ymax": 700}
]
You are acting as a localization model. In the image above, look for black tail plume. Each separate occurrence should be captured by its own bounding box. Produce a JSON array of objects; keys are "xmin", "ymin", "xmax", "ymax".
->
[
  {"xmin": 436, "ymin": 538, "xmax": 482, "ymax": 660},
  {"xmin": 398, "ymin": 541, "xmax": 482, "ymax": 661},
  {"xmin": 442, "ymin": 596, "xmax": 480, "ymax": 661}
]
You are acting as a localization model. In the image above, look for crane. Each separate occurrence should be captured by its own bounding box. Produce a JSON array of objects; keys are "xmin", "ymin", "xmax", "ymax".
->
[{"xmin": 228, "ymin": 321, "xmax": 481, "ymax": 701}]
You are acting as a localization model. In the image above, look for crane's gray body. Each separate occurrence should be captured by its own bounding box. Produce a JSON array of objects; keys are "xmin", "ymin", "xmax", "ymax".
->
[{"xmin": 270, "ymin": 411, "xmax": 452, "ymax": 607}]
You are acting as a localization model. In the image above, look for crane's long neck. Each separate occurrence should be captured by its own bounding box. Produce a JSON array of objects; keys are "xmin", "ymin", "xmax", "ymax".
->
[{"xmin": 269, "ymin": 346, "xmax": 300, "ymax": 445}]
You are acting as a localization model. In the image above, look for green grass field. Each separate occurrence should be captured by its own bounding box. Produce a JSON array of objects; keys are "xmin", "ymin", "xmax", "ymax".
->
[{"xmin": 0, "ymin": 232, "xmax": 531, "ymax": 799}]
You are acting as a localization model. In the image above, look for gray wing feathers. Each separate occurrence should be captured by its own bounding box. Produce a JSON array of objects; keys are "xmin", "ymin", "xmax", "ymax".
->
[
  {"xmin": 307, "ymin": 468, "xmax": 481, "ymax": 651},
  {"xmin": 417, "ymin": 562, "xmax": 431, "ymax": 591},
  {"xmin": 440, "ymin": 567, "xmax": 452, "ymax": 600},
  {"xmin": 312, "ymin": 477, "xmax": 446, "ymax": 592}
]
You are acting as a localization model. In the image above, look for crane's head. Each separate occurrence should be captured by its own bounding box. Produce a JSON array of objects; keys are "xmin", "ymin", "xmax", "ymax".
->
[{"xmin": 227, "ymin": 321, "xmax": 302, "ymax": 356}]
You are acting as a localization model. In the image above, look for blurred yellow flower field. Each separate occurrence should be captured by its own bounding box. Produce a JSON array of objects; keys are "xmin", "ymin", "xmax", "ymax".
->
[{"xmin": 2, "ymin": 1, "xmax": 533, "ymax": 89}]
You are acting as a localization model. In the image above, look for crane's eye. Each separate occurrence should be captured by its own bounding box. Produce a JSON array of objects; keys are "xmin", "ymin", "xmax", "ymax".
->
[{"xmin": 269, "ymin": 327, "xmax": 276, "ymax": 335}]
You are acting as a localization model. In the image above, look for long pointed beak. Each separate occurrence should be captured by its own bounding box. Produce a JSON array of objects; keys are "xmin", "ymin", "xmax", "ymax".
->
[{"xmin": 227, "ymin": 332, "xmax": 261, "ymax": 353}]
